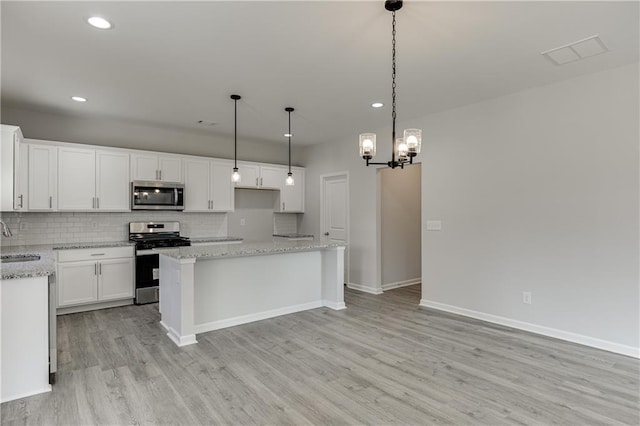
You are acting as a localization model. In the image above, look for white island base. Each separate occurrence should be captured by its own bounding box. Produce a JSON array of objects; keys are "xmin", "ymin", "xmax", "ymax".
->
[{"xmin": 159, "ymin": 243, "xmax": 345, "ymax": 347}]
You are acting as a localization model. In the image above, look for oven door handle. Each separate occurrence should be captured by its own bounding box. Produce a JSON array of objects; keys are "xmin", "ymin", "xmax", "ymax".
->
[{"xmin": 174, "ymin": 188, "xmax": 178, "ymax": 206}]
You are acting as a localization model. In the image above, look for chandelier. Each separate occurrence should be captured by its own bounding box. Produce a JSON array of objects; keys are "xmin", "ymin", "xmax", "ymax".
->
[{"xmin": 359, "ymin": 0, "xmax": 422, "ymax": 169}]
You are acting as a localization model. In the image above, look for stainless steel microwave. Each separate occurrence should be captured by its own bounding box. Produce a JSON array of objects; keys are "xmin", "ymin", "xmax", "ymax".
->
[{"xmin": 131, "ymin": 181, "xmax": 185, "ymax": 210}]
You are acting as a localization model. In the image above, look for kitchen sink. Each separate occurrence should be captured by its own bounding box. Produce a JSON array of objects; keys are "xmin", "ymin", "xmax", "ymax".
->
[{"xmin": 0, "ymin": 255, "xmax": 41, "ymax": 263}]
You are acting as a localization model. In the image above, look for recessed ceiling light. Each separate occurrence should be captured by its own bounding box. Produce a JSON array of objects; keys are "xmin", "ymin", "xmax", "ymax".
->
[
  {"xmin": 71, "ymin": 96, "xmax": 87, "ymax": 102},
  {"xmin": 87, "ymin": 16, "xmax": 112, "ymax": 30},
  {"xmin": 371, "ymin": 102, "xmax": 384, "ymax": 108},
  {"xmin": 284, "ymin": 133, "xmax": 293, "ymax": 138}
]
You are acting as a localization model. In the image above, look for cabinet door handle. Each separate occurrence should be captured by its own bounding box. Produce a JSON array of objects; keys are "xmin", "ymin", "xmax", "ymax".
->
[
  {"xmin": 94, "ymin": 263, "xmax": 98, "ymax": 275},
  {"xmin": 159, "ymin": 170, "xmax": 162, "ymax": 181},
  {"xmin": 255, "ymin": 177, "xmax": 258, "ymax": 187},
  {"xmin": 18, "ymin": 194, "xmax": 23, "ymax": 208},
  {"xmin": 260, "ymin": 177, "xmax": 263, "ymax": 186},
  {"xmin": 97, "ymin": 197, "xmax": 99, "ymax": 209},
  {"xmin": 92, "ymin": 197, "xmax": 95, "ymax": 208},
  {"xmin": 49, "ymin": 196, "xmax": 52, "ymax": 209},
  {"xmin": 99, "ymin": 263, "xmax": 102, "ymax": 275},
  {"xmin": 282, "ymin": 202, "xmax": 285, "ymax": 211},
  {"xmin": 90, "ymin": 253, "xmax": 106, "ymax": 256}
]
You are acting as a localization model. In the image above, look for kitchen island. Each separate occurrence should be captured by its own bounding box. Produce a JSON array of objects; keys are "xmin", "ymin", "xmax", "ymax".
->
[
  {"xmin": 158, "ymin": 240, "xmax": 346, "ymax": 347},
  {"xmin": 0, "ymin": 247, "xmax": 55, "ymax": 403}
]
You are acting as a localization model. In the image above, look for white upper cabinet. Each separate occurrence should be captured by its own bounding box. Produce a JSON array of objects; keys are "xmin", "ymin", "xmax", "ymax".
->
[
  {"xmin": 280, "ymin": 167, "xmax": 305, "ymax": 213},
  {"xmin": 158, "ymin": 156, "xmax": 182, "ymax": 182},
  {"xmin": 0, "ymin": 125, "xmax": 28, "ymax": 211},
  {"xmin": 14, "ymin": 141, "xmax": 28, "ymax": 211},
  {"xmin": 58, "ymin": 148, "xmax": 130, "ymax": 211},
  {"xmin": 183, "ymin": 158, "xmax": 234, "ymax": 212},
  {"xmin": 183, "ymin": 158, "xmax": 210, "ymax": 212},
  {"xmin": 210, "ymin": 160, "xmax": 234, "ymax": 212},
  {"xmin": 131, "ymin": 153, "xmax": 182, "ymax": 182},
  {"xmin": 260, "ymin": 165, "xmax": 287, "ymax": 189},
  {"xmin": 235, "ymin": 163, "xmax": 260, "ymax": 188},
  {"xmin": 58, "ymin": 147, "xmax": 96, "ymax": 211},
  {"xmin": 28, "ymin": 144, "xmax": 57, "ymax": 211},
  {"xmin": 2, "ymin": 129, "xmax": 304, "ymax": 214},
  {"xmin": 130, "ymin": 154, "xmax": 157, "ymax": 181},
  {"xmin": 96, "ymin": 151, "xmax": 130, "ymax": 211},
  {"xmin": 235, "ymin": 163, "xmax": 290, "ymax": 190}
]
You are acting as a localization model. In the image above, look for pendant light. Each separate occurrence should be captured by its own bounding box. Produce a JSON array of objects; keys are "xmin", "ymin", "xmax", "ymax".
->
[
  {"xmin": 285, "ymin": 107, "xmax": 295, "ymax": 186},
  {"xmin": 359, "ymin": 0, "xmax": 421, "ymax": 169},
  {"xmin": 230, "ymin": 94, "xmax": 241, "ymax": 183}
]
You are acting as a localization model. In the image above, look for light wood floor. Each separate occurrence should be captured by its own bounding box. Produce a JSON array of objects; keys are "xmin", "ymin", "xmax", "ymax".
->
[{"xmin": 2, "ymin": 285, "xmax": 638, "ymax": 425}]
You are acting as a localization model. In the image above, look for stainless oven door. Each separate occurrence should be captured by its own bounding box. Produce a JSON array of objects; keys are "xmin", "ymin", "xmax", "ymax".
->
[{"xmin": 134, "ymin": 250, "xmax": 160, "ymax": 304}]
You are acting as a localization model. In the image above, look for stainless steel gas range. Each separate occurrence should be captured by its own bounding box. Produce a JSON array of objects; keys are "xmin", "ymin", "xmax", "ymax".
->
[{"xmin": 129, "ymin": 222, "xmax": 190, "ymax": 304}]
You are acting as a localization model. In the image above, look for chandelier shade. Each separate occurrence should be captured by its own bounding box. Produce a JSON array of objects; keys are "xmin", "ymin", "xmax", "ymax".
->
[{"xmin": 358, "ymin": 0, "xmax": 422, "ymax": 169}]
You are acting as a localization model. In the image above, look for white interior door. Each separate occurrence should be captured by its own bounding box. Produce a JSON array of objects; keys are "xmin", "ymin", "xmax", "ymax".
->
[{"xmin": 321, "ymin": 173, "xmax": 349, "ymax": 283}]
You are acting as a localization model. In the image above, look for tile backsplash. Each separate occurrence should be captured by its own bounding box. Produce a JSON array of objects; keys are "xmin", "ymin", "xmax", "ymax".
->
[{"xmin": 0, "ymin": 211, "xmax": 227, "ymax": 247}]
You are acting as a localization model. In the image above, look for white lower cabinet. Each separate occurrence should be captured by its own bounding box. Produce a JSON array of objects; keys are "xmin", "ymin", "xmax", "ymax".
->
[
  {"xmin": 98, "ymin": 258, "xmax": 135, "ymax": 301},
  {"xmin": 57, "ymin": 246, "xmax": 134, "ymax": 311},
  {"xmin": 57, "ymin": 261, "xmax": 98, "ymax": 306}
]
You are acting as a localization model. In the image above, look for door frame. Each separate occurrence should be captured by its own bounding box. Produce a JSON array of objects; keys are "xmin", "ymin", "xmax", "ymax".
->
[{"xmin": 320, "ymin": 171, "xmax": 350, "ymax": 285}]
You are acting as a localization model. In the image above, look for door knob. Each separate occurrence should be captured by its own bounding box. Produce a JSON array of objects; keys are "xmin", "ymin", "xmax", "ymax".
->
[{"xmin": 324, "ymin": 232, "xmax": 330, "ymax": 236}]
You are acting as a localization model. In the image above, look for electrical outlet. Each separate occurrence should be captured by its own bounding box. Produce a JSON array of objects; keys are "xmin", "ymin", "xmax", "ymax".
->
[
  {"xmin": 240, "ymin": 218, "xmax": 246, "ymax": 226},
  {"xmin": 19, "ymin": 222, "xmax": 27, "ymax": 231},
  {"xmin": 522, "ymin": 291, "xmax": 532, "ymax": 305}
]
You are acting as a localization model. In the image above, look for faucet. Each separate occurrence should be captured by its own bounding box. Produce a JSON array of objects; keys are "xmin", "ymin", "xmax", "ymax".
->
[{"xmin": 0, "ymin": 220, "xmax": 12, "ymax": 238}]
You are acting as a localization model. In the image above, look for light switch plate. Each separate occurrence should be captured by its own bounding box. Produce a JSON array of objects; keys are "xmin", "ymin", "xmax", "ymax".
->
[
  {"xmin": 240, "ymin": 218, "xmax": 246, "ymax": 226},
  {"xmin": 426, "ymin": 220, "xmax": 442, "ymax": 231}
]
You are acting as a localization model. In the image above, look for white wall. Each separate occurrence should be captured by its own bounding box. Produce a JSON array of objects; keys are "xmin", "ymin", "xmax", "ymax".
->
[
  {"xmin": 1, "ymin": 106, "xmax": 304, "ymax": 165},
  {"xmin": 380, "ymin": 163, "xmax": 421, "ymax": 289},
  {"xmin": 299, "ymin": 135, "xmax": 380, "ymax": 292},
  {"xmin": 227, "ymin": 189, "xmax": 298, "ymax": 241},
  {"xmin": 420, "ymin": 63, "xmax": 639, "ymax": 355}
]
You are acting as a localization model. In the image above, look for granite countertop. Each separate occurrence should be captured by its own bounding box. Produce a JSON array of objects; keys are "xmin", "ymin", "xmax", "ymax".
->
[
  {"xmin": 157, "ymin": 240, "xmax": 346, "ymax": 260},
  {"xmin": 52, "ymin": 241, "xmax": 134, "ymax": 250},
  {"xmin": 0, "ymin": 247, "xmax": 56, "ymax": 280},
  {"xmin": 188, "ymin": 236, "xmax": 243, "ymax": 244},
  {"xmin": 0, "ymin": 241, "xmax": 133, "ymax": 280}
]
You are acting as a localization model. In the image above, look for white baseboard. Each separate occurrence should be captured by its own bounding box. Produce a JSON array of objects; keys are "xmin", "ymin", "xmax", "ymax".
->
[
  {"xmin": 419, "ymin": 299, "xmax": 639, "ymax": 359},
  {"xmin": 382, "ymin": 278, "xmax": 421, "ymax": 291},
  {"xmin": 323, "ymin": 300, "xmax": 346, "ymax": 310},
  {"xmin": 194, "ymin": 301, "xmax": 324, "ymax": 334},
  {"xmin": 166, "ymin": 325, "xmax": 197, "ymax": 347},
  {"xmin": 57, "ymin": 298, "xmax": 133, "ymax": 315},
  {"xmin": 347, "ymin": 282, "xmax": 383, "ymax": 295}
]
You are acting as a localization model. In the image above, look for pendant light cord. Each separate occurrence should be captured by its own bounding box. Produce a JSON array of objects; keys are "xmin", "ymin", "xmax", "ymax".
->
[
  {"xmin": 288, "ymin": 109, "xmax": 292, "ymax": 174},
  {"xmin": 234, "ymin": 98, "xmax": 238, "ymax": 169},
  {"xmin": 391, "ymin": 10, "xmax": 397, "ymax": 165}
]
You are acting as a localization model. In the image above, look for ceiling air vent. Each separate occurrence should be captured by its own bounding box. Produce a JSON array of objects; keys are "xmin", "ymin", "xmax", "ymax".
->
[{"xmin": 541, "ymin": 35, "xmax": 608, "ymax": 66}]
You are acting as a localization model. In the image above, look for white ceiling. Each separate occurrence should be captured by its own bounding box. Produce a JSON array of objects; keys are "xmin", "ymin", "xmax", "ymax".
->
[{"xmin": 1, "ymin": 1, "xmax": 638, "ymax": 146}]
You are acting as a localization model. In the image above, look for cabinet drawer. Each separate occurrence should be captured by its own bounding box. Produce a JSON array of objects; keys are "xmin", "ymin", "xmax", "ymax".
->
[{"xmin": 57, "ymin": 246, "xmax": 134, "ymax": 262}]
